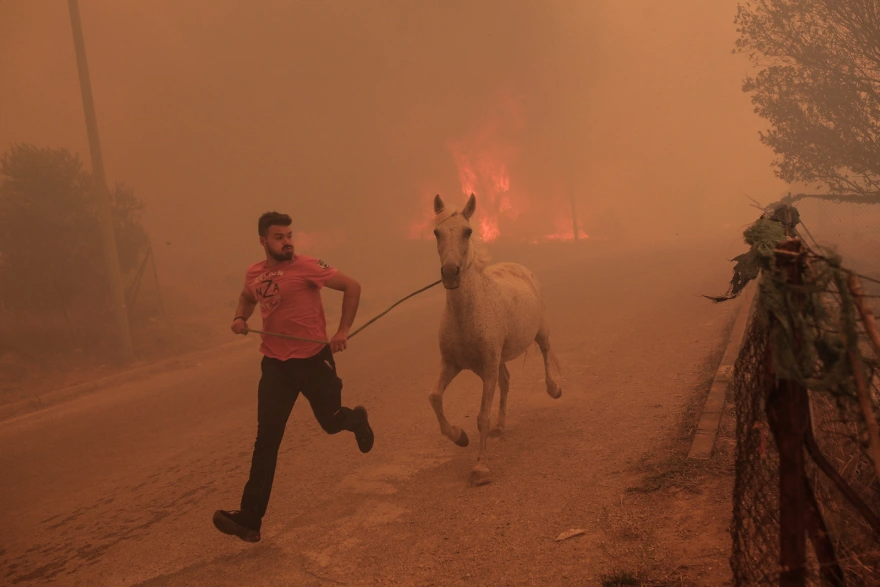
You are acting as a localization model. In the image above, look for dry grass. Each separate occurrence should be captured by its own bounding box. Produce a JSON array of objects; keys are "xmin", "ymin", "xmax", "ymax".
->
[
  {"xmin": 599, "ymin": 568, "xmax": 708, "ymax": 587},
  {"xmin": 628, "ymin": 455, "xmax": 727, "ymax": 495}
]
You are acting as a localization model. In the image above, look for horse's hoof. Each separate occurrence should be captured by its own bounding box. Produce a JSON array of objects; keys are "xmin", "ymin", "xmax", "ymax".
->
[
  {"xmin": 548, "ymin": 385, "xmax": 562, "ymax": 399},
  {"xmin": 489, "ymin": 427, "xmax": 504, "ymax": 438},
  {"xmin": 468, "ymin": 465, "xmax": 492, "ymax": 487},
  {"xmin": 454, "ymin": 429, "xmax": 469, "ymax": 447}
]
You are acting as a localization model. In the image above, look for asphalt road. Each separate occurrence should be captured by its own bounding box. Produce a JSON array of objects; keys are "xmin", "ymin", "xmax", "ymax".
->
[{"xmin": 0, "ymin": 239, "xmax": 742, "ymax": 586}]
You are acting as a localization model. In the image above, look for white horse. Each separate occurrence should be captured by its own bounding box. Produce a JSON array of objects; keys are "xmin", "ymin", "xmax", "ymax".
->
[{"xmin": 429, "ymin": 193, "xmax": 562, "ymax": 486}]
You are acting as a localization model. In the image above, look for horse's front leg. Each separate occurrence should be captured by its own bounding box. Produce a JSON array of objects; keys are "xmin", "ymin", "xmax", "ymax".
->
[
  {"xmin": 470, "ymin": 360, "xmax": 499, "ymax": 486},
  {"xmin": 428, "ymin": 359, "xmax": 467, "ymax": 447}
]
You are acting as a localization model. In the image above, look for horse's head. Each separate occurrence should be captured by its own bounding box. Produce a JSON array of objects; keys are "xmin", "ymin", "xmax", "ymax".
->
[{"xmin": 433, "ymin": 193, "xmax": 477, "ymax": 290}]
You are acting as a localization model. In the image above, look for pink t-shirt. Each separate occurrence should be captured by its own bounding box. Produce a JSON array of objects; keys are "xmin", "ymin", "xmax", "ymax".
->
[{"xmin": 243, "ymin": 255, "xmax": 338, "ymax": 360}]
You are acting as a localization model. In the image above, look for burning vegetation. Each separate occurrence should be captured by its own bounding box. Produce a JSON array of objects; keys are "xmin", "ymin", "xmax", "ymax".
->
[{"xmin": 407, "ymin": 95, "xmax": 587, "ymax": 245}]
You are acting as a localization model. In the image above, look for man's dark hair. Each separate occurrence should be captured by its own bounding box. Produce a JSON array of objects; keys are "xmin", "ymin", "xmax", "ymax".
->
[{"xmin": 258, "ymin": 211, "xmax": 292, "ymax": 238}]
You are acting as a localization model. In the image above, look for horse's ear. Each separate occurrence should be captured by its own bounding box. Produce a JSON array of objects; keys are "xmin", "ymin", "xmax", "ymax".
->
[
  {"xmin": 462, "ymin": 193, "xmax": 476, "ymax": 220},
  {"xmin": 433, "ymin": 194, "xmax": 445, "ymax": 215}
]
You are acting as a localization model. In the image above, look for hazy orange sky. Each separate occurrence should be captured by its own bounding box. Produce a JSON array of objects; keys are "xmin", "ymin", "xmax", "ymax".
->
[{"xmin": 0, "ymin": 0, "xmax": 787, "ymax": 263}]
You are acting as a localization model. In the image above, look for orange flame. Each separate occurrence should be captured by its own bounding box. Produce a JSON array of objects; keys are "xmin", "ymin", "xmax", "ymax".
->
[
  {"xmin": 443, "ymin": 92, "xmax": 528, "ymax": 242},
  {"xmin": 447, "ymin": 144, "xmax": 527, "ymax": 241},
  {"xmin": 407, "ymin": 91, "xmax": 599, "ymax": 245}
]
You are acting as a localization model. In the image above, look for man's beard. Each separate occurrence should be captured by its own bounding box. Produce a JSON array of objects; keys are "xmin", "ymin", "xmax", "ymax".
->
[{"xmin": 269, "ymin": 247, "xmax": 294, "ymax": 262}]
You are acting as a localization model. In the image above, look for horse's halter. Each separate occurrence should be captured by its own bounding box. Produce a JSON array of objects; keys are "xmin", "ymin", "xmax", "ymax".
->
[{"xmin": 435, "ymin": 211, "xmax": 477, "ymax": 273}]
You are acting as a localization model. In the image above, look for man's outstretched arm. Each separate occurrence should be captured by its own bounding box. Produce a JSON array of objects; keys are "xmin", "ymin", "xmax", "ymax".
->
[{"xmin": 325, "ymin": 271, "xmax": 361, "ymax": 352}]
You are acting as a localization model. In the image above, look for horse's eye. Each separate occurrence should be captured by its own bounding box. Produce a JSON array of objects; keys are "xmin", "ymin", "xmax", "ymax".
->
[{"xmin": 463, "ymin": 228, "xmax": 473, "ymax": 238}]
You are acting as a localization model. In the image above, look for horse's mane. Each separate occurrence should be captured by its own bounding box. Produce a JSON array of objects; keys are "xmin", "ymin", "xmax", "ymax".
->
[{"xmin": 434, "ymin": 207, "xmax": 492, "ymax": 272}]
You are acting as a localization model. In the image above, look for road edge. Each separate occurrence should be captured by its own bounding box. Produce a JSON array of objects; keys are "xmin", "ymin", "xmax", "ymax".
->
[
  {"xmin": 687, "ymin": 278, "xmax": 758, "ymax": 460},
  {"xmin": 0, "ymin": 336, "xmax": 254, "ymax": 424}
]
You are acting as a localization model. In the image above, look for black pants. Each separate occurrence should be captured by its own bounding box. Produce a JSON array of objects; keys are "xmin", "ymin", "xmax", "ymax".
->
[{"xmin": 239, "ymin": 345, "xmax": 359, "ymax": 529}]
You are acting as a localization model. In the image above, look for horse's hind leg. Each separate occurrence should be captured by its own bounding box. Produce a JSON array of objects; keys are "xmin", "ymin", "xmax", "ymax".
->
[
  {"xmin": 536, "ymin": 320, "xmax": 562, "ymax": 399},
  {"xmin": 489, "ymin": 363, "xmax": 510, "ymax": 437},
  {"xmin": 429, "ymin": 359, "xmax": 468, "ymax": 447}
]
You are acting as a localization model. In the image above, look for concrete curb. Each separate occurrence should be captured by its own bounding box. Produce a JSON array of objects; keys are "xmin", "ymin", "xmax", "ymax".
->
[
  {"xmin": 0, "ymin": 337, "xmax": 253, "ymax": 424},
  {"xmin": 688, "ymin": 278, "xmax": 758, "ymax": 460}
]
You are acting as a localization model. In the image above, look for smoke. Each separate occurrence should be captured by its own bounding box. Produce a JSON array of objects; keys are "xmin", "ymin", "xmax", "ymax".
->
[{"xmin": 0, "ymin": 0, "xmax": 784, "ymax": 268}]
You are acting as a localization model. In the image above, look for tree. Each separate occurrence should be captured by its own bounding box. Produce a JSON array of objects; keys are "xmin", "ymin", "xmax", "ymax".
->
[
  {"xmin": 0, "ymin": 143, "xmax": 148, "ymax": 313},
  {"xmin": 735, "ymin": 0, "xmax": 880, "ymax": 196}
]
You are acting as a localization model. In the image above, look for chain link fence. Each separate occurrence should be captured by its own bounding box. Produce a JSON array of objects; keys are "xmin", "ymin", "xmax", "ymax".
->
[{"xmin": 727, "ymin": 205, "xmax": 880, "ymax": 585}]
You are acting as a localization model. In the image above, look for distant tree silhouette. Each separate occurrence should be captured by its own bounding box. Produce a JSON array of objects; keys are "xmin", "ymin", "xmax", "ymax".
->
[
  {"xmin": 0, "ymin": 143, "xmax": 148, "ymax": 313},
  {"xmin": 736, "ymin": 0, "xmax": 880, "ymax": 196}
]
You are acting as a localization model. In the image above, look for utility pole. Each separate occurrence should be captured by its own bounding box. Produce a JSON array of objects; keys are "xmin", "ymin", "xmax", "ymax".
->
[{"xmin": 68, "ymin": 0, "xmax": 134, "ymax": 363}]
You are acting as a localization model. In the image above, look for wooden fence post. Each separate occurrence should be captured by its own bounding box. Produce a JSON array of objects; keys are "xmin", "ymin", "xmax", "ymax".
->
[{"xmin": 770, "ymin": 239, "xmax": 808, "ymax": 586}]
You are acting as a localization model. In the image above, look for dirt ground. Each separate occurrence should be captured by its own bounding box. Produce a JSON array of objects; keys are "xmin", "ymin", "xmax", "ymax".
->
[{"xmin": 0, "ymin": 236, "xmax": 745, "ymax": 586}]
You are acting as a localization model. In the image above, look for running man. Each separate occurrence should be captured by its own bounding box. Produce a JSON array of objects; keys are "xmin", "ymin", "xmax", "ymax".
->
[{"xmin": 213, "ymin": 211, "xmax": 374, "ymax": 543}]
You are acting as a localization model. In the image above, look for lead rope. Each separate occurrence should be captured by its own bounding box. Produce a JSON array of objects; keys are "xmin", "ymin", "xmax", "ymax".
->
[{"xmin": 246, "ymin": 279, "xmax": 443, "ymax": 344}]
